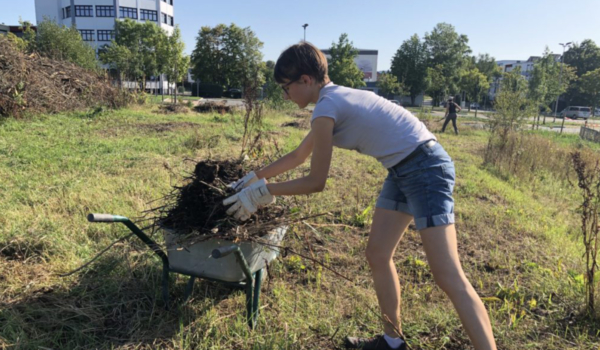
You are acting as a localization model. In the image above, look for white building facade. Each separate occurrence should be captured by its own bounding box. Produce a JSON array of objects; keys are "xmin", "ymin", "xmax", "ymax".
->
[{"xmin": 34, "ymin": 0, "xmax": 175, "ymax": 52}]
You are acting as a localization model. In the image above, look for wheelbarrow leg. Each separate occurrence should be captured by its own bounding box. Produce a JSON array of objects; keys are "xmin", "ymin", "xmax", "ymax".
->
[
  {"xmin": 162, "ymin": 260, "xmax": 170, "ymax": 309},
  {"xmin": 184, "ymin": 276, "xmax": 196, "ymax": 302},
  {"xmin": 211, "ymin": 245, "xmax": 259, "ymax": 329},
  {"xmin": 245, "ymin": 275, "xmax": 254, "ymax": 329},
  {"xmin": 252, "ymin": 269, "xmax": 263, "ymax": 327}
]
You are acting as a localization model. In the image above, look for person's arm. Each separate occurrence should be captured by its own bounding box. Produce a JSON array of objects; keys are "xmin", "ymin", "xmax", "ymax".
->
[
  {"xmin": 445, "ymin": 104, "xmax": 449, "ymax": 117},
  {"xmin": 255, "ymin": 131, "xmax": 314, "ymax": 180},
  {"xmin": 266, "ymin": 117, "xmax": 334, "ymax": 196},
  {"xmin": 455, "ymin": 103, "xmax": 462, "ymax": 112}
]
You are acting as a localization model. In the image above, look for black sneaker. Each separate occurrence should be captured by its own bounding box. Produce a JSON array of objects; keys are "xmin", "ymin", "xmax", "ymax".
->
[{"xmin": 344, "ymin": 335, "xmax": 406, "ymax": 350}]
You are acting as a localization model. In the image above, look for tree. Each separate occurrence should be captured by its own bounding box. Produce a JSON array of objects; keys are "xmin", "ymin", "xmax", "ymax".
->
[
  {"xmin": 99, "ymin": 44, "xmax": 132, "ymax": 87},
  {"xmin": 99, "ymin": 20, "xmax": 186, "ymax": 95},
  {"xmin": 486, "ymin": 68, "xmax": 536, "ymax": 164},
  {"xmin": 528, "ymin": 52, "xmax": 551, "ymax": 129},
  {"xmin": 390, "ymin": 34, "xmax": 427, "ymax": 106},
  {"xmin": 475, "ymin": 53, "xmax": 502, "ymax": 82},
  {"xmin": 547, "ymin": 59, "xmax": 577, "ymax": 123},
  {"xmin": 424, "ymin": 23, "xmax": 471, "ymax": 103},
  {"xmin": 563, "ymin": 40, "xmax": 600, "ymax": 106},
  {"xmin": 110, "ymin": 19, "xmax": 166, "ymax": 91},
  {"xmin": 31, "ymin": 19, "xmax": 99, "ymax": 72},
  {"xmin": 377, "ymin": 73, "xmax": 403, "ymax": 99},
  {"xmin": 526, "ymin": 48, "xmax": 576, "ymax": 125},
  {"xmin": 473, "ymin": 53, "xmax": 501, "ymax": 107},
  {"xmin": 425, "ymin": 64, "xmax": 446, "ymax": 108},
  {"xmin": 262, "ymin": 60, "xmax": 293, "ymax": 109},
  {"xmin": 162, "ymin": 27, "xmax": 190, "ymax": 104},
  {"xmin": 460, "ymin": 68, "xmax": 489, "ymax": 116},
  {"xmin": 327, "ymin": 33, "xmax": 366, "ymax": 88},
  {"xmin": 190, "ymin": 23, "xmax": 263, "ymax": 90},
  {"xmin": 231, "ymin": 25, "xmax": 264, "ymax": 92},
  {"xmin": 579, "ymin": 68, "xmax": 600, "ymax": 117}
]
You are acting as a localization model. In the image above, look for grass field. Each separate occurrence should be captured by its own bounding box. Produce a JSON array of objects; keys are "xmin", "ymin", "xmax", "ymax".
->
[{"xmin": 1, "ymin": 104, "xmax": 599, "ymax": 349}]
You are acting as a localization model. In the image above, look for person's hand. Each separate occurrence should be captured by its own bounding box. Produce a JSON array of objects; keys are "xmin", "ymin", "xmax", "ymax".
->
[
  {"xmin": 227, "ymin": 171, "xmax": 258, "ymax": 192},
  {"xmin": 223, "ymin": 179, "xmax": 275, "ymax": 221}
]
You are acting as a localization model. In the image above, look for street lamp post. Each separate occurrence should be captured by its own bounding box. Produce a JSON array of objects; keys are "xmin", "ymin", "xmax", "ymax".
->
[
  {"xmin": 302, "ymin": 23, "xmax": 308, "ymax": 42},
  {"xmin": 556, "ymin": 42, "xmax": 572, "ymax": 134}
]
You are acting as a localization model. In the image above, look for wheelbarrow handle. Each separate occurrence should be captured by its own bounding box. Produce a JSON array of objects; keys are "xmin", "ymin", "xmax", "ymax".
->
[
  {"xmin": 87, "ymin": 213, "xmax": 128, "ymax": 222},
  {"xmin": 212, "ymin": 245, "xmax": 239, "ymax": 259}
]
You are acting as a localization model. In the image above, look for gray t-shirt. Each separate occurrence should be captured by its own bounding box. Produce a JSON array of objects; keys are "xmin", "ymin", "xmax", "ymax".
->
[{"xmin": 311, "ymin": 83, "xmax": 436, "ymax": 168}]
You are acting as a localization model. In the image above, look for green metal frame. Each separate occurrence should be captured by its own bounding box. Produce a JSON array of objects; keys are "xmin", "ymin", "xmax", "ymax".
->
[{"xmin": 87, "ymin": 213, "xmax": 264, "ymax": 329}]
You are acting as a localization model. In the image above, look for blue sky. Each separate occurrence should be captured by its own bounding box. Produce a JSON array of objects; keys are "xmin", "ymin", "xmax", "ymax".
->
[{"xmin": 2, "ymin": 0, "xmax": 599, "ymax": 71}]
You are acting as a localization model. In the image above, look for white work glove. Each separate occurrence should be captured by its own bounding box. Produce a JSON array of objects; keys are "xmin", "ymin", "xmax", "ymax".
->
[
  {"xmin": 223, "ymin": 179, "xmax": 275, "ymax": 221},
  {"xmin": 227, "ymin": 171, "xmax": 258, "ymax": 192}
]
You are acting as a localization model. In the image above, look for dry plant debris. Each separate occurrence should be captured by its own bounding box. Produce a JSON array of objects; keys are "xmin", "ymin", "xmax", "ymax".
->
[
  {"xmin": 157, "ymin": 104, "xmax": 189, "ymax": 114},
  {"xmin": 0, "ymin": 36, "xmax": 130, "ymax": 118},
  {"xmin": 150, "ymin": 159, "xmax": 290, "ymax": 244},
  {"xmin": 194, "ymin": 101, "xmax": 233, "ymax": 114}
]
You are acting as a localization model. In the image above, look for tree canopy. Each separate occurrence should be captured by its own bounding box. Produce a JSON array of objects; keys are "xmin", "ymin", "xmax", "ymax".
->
[
  {"xmin": 390, "ymin": 34, "xmax": 427, "ymax": 106},
  {"xmin": 190, "ymin": 23, "xmax": 264, "ymax": 89},
  {"xmin": 327, "ymin": 33, "xmax": 366, "ymax": 88}
]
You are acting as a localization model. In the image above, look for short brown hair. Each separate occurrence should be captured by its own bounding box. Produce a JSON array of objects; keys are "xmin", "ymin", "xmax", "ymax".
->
[{"xmin": 274, "ymin": 42, "xmax": 329, "ymax": 84}]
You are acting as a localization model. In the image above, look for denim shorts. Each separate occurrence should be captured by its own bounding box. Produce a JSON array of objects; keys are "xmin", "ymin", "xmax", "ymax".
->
[{"xmin": 375, "ymin": 140, "xmax": 456, "ymax": 230}]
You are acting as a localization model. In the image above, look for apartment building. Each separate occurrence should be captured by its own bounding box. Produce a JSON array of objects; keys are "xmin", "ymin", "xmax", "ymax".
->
[{"xmin": 34, "ymin": 0, "xmax": 175, "ymax": 52}]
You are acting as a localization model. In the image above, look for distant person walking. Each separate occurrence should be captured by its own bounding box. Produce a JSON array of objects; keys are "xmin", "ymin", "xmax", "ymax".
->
[{"xmin": 441, "ymin": 97, "xmax": 461, "ymax": 134}]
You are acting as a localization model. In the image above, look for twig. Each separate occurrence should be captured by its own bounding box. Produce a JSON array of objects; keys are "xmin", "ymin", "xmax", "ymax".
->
[
  {"xmin": 366, "ymin": 304, "xmax": 406, "ymax": 346},
  {"xmin": 249, "ymin": 239, "xmax": 353, "ymax": 283},
  {"xmin": 58, "ymin": 233, "xmax": 134, "ymax": 277},
  {"xmin": 198, "ymin": 180, "xmax": 227, "ymax": 195}
]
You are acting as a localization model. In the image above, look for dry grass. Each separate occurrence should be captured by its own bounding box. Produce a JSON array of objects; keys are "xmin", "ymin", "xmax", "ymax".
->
[{"xmin": 0, "ymin": 107, "xmax": 599, "ymax": 349}]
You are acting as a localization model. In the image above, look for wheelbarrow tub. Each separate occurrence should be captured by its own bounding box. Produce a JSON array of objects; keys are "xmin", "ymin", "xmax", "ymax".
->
[{"xmin": 163, "ymin": 226, "xmax": 287, "ymax": 282}]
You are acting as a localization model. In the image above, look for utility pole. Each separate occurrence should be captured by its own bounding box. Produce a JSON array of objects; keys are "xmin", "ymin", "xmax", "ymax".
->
[
  {"xmin": 554, "ymin": 42, "xmax": 572, "ymax": 124},
  {"xmin": 302, "ymin": 24, "xmax": 308, "ymax": 42}
]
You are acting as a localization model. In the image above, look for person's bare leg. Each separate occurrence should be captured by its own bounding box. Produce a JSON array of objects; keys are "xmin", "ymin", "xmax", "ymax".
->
[
  {"xmin": 420, "ymin": 224, "xmax": 497, "ymax": 350},
  {"xmin": 366, "ymin": 208, "xmax": 413, "ymax": 337}
]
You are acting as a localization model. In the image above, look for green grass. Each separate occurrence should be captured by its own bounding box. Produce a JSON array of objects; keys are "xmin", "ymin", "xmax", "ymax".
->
[{"xmin": 0, "ymin": 105, "xmax": 599, "ymax": 349}]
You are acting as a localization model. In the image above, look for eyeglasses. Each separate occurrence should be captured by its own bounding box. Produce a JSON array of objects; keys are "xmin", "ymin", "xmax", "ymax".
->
[{"xmin": 280, "ymin": 79, "xmax": 298, "ymax": 96}]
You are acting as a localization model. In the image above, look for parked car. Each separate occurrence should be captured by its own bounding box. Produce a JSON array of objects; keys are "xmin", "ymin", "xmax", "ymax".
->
[
  {"xmin": 223, "ymin": 88, "xmax": 242, "ymax": 98},
  {"xmin": 558, "ymin": 106, "xmax": 592, "ymax": 120},
  {"xmin": 469, "ymin": 103, "xmax": 480, "ymax": 109},
  {"xmin": 390, "ymin": 100, "xmax": 401, "ymax": 106}
]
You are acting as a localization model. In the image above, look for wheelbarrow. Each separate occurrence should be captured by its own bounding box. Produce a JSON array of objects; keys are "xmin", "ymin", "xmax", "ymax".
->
[{"xmin": 87, "ymin": 213, "xmax": 286, "ymax": 329}]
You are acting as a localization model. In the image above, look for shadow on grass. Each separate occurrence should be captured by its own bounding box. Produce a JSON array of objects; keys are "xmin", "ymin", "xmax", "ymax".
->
[{"xmin": 0, "ymin": 251, "xmax": 240, "ymax": 349}]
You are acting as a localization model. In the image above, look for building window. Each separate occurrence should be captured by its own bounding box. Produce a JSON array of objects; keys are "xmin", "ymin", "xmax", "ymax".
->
[
  {"xmin": 120, "ymin": 7, "xmax": 138, "ymax": 19},
  {"xmin": 169, "ymin": 0, "xmax": 173, "ymax": 5},
  {"xmin": 75, "ymin": 5, "xmax": 93, "ymax": 17},
  {"xmin": 162, "ymin": 12, "xmax": 168, "ymax": 24},
  {"xmin": 140, "ymin": 9, "xmax": 158, "ymax": 21},
  {"xmin": 79, "ymin": 29, "xmax": 95, "ymax": 42},
  {"xmin": 169, "ymin": 15, "xmax": 174, "ymax": 26},
  {"xmin": 63, "ymin": 6, "xmax": 71, "ymax": 19},
  {"xmin": 97, "ymin": 30, "xmax": 115, "ymax": 41},
  {"xmin": 96, "ymin": 6, "xmax": 115, "ymax": 17}
]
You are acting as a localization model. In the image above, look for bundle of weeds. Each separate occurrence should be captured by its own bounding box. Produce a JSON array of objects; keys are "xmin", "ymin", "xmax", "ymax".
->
[
  {"xmin": 150, "ymin": 159, "xmax": 290, "ymax": 245},
  {"xmin": 0, "ymin": 36, "xmax": 131, "ymax": 118},
  {"xmin": 194, "ymin": 101, "xmax": 233, "ymax": 114},
  {"xmin": 158, "ymin": 104, "xmax": 189, "ymax": 114}
]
